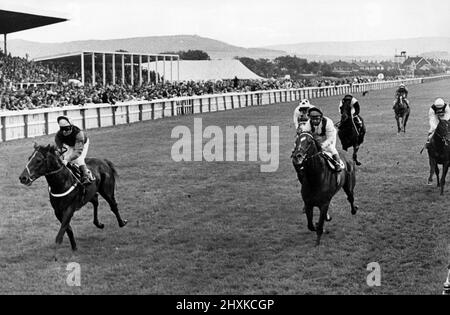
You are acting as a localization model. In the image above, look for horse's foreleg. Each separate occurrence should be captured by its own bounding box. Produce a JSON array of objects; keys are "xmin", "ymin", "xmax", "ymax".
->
[
  {"xmin": 428, "ymin": 157, "xmax": 437, "ymax": 185},
  {"xmin": 315, "ymin": 203, "xmax": 330, "ymax": 246},
  {"xmin": 66, "ymin": 225, "xmax": 77, "ymax": 251},
  {"xmin": 396, "ymin": 117, "xmax": 401, "ymax": 133},
  {"xmin": 353, "ymin": 145, "xmax": 361, "ymax": 166},
  {"xmin": 54, "ymin": 207, "xmax": 75, "ymax": 260},
  {"xmin": 343, "ymin": 170, "xmax": 358, "ymax": 215},
  {"xmin": 305, "ymin": 204, "xmax": 315, "ymax": 232}
]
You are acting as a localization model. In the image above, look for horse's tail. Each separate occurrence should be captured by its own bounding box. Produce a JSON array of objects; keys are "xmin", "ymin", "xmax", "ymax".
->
[{"xmin": 105, "ymin": 159, "xmax": 119, "ymax": 182}]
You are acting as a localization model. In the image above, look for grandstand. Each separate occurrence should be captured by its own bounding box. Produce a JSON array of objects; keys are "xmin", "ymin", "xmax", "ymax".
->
[
  {"xmin": 0, "ymin": 4, "xmax": 68, "ymax": 55},
  {"xmin": 34, "ymin": 51, "xmax": 180, "ymax": 87}
]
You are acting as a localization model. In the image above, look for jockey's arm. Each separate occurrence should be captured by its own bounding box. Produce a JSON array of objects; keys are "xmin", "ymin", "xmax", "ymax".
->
[
  {"xmin": 293, "ymin": 107, "xmax": 300, "ymax": 129},
  {"xmin": 67, "ymin": 131, "xmax": 86, "ymax": 162},
  {"xmin": 428, "ymin": 108, "xmax": 439, "ymax": 134},
  {"xmin": 353, "ymin": 102, "xmax": 360, "ymax": 116}
]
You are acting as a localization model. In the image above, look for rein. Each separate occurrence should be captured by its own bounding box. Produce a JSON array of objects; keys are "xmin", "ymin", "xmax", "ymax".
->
[{"xmin": 26, "ymin": 148, "xmax": 82, "ymax": 198}]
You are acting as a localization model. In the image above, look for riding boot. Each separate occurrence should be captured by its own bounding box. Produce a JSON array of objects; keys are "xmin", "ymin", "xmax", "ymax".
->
[
  {"xmin": 332, "ymin": 154, "xmax": 343, "ymax": 172},
  {"xmin": 80, "ymin": 165, "xmax": 93, "ymax": 185}
]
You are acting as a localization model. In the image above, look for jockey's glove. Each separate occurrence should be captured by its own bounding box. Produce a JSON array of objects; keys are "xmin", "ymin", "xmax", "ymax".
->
[{"xmin": 62, "ymin": 160, "xmax": 68, "ymax": 166}]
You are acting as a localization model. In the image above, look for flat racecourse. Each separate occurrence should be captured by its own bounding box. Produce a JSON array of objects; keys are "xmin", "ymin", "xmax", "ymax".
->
[{"xmin": 1, "ymin": 79, "xmax": 450, "ymax": 294}]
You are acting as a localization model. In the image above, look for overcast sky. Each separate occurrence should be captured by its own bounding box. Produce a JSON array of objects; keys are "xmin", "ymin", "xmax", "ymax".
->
[{"xmin": 4, "ymin": 0, "xmax": 450, "ymax": 47}]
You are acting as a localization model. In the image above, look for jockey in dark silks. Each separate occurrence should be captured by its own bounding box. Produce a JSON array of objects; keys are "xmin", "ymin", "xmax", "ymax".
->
[
  {"xmin": 393, "ymin": 83, "xmax": 409, "ymax": 109},
  {"xmin": 339, "ymin": 95, "xmax": 363, "ymax": 130},
  {"xmin": 55, "ymin": 116, "xmax": 95, "ymax": 185}
]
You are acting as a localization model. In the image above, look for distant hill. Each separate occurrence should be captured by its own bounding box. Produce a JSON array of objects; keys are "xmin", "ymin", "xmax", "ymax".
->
[
  {"xmin": 5, "ymin": 35, "xmax": 287, "ymax": 60},
  {"xmin": 264, "ymin": 37, "xmax": 450, "ymax": 61},
  {"xmin": 420, "ymin": 51, "xmax": 450, "ymax": 60}
]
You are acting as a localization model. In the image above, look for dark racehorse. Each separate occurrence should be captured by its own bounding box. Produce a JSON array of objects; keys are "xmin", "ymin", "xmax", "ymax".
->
[
  {"xmin": 394, "ymin": 95, "xmax": 410, "ymax": 133},
  {"xmin": 19, "ymin": 144, "xmax": 127, "ymax": 260},
  {"xmin": 337, "ymin": 100, "xmax": 366, "ymax": 166},
  {"xmin": 426, "ymin": 120, "xmax": 450, "ymax": 195},
  {"xmin": 291, "ymin": 132, "xmax": 358, "ymax": 246}
]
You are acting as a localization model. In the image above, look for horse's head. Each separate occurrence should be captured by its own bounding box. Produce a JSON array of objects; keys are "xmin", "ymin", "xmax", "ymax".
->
[
  {"xmin": 19, "ymin": 143, "xmax": 62, "ymax": 186},
  {"xmin": 434, "ymin": 120, "xmax": 450, "ymax": 146},
  {"xmin": 291, "ymin": 132, "xmax": 320, "ymax": 166}
]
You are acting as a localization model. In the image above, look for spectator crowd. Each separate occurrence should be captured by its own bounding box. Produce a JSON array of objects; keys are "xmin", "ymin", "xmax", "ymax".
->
[{"xmin": 1, "ymin": 51, "xmax": 394, "ymax": 111}]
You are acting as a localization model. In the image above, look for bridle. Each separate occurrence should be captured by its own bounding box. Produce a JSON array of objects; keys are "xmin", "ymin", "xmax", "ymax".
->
[
  {"xmin": 292, "ymin": 132, "xmax": 322, "ymax": 164},
  {"xmin": 25, "ymin": 148, "xmax": 81, "ymax": 197}
]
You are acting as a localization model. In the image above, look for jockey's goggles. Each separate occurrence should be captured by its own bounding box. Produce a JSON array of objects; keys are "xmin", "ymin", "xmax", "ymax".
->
[{"xmin": 60, "ymin": 126, "xmax": 72, "ymax": 132}]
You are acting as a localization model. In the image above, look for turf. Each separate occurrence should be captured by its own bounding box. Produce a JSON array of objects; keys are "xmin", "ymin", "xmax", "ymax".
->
[{"xmin": 1, "ymin": 79, "xmax": 450, "ymax": 294}]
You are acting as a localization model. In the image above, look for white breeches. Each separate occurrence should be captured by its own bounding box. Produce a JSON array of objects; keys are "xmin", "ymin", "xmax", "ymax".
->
[
  {"xmin": 62, "ymin": 139, "xmax": 89, "ymax": 166},
  {"xmin": 322, "ymin": 142, "xmax": 339, "ymax": 156}
]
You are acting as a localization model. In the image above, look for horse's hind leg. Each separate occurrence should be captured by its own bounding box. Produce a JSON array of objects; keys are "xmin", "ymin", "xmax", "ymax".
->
[
  {"xmin": 99, "ymin": 184, "xmax": 128, "ymax": 228},
  {"xmin": 91, "ymin": 194, "xmax": 104, "ymax": 229},
  {"xmin": 440, "ymin": 163, "xmax": 449, "ymax": 196}
]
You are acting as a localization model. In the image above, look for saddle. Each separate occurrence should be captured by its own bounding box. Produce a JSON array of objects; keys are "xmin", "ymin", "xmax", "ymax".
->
[
  {"xmin": 67, "ymin": 163, "xmax": 95, "ymax": 184},
  {"xmin": 321, "ymin": 152, "xmax": 346, "ymax": 172}
]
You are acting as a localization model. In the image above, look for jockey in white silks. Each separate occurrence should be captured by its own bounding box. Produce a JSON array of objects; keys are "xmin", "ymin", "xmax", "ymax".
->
[
  {"xmin": 302, "ymin": 107, "xmax": 342, "ymax": 172},
  {"xmin": 339, "ymin": 94, "xmax": 363, "ymax": 129},
  {"xmin": 293, "ymin": 99, "xmax": 316, "ymax": 132},
  {"xmin": 427, "ymin": 98, "xmax": 450, "ymax": 145}
]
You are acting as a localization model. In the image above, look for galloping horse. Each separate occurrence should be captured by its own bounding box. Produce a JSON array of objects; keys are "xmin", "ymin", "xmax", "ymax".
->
[
  {"xmin": 426, "ymin": 120, "xmax": 450, "ymax": 195},
  {"xmin": 394, "ymin": 95, "xmax": 410, "ymax": 133},
  {"xmin": 337, "ymin": 100, "xmax": 366, "ymax": 166},
  {"xmin": 292, "ymin": 132, "xmax": 358, "ymax": 246},
  {"xmin": 19, "ymin": 144, "xmax": 127, "ymax": 260}
]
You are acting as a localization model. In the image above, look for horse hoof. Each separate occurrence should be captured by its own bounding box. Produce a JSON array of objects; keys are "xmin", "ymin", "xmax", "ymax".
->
[
  {"xmin": 94, "ymin": 222, "xmax": 105, "ymax": 229},
  {"xmin": 119, "ymin": 220, "xmax": 128, "ymax": 228},
  {"xmin": 355, "ymin": 161, "xmax": 362, "ymax": 166},
  {"xmin": 325, "ymin": 215, "xmax": 332, "ymax": 222},
  {"xmin": 352, "ymin": 206, "xmax": 358, "ymax": 215}
]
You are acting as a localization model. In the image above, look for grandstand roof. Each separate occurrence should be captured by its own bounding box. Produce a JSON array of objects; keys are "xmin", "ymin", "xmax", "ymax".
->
[
  {"xmin": 33, "ymin": 51, "xmax": 179, "ymax": 63},
  {"xmin": 145, "ymin": 60, "xmax": 264, "ymax": 81},
  {"xmin": 0, "ymin": 5, "xmax": 68, "ymax": 34}
]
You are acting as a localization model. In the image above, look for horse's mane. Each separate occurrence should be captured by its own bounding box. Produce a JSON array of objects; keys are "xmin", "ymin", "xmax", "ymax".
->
[
  {"xmin": 435, "ymin": 120, "xmax": 450, "ymax": 138},
  {"xmin": 35, "ymin": 144, "xmax": 59, "ymax": 156}
]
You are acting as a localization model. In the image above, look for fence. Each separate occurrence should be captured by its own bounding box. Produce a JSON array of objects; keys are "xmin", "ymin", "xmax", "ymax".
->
[{"xmin": 1, "ymin": 75, "xmax": 449, "ymax": 142}]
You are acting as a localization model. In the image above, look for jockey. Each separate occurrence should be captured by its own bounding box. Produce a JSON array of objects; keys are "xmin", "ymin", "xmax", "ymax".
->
[
  {"xmin": 303, "ymin": 107, "xmax": 342, "ymax": 172},
  {"xmin": 293, "ymin": 99, "xmax": 316, "ymax": 132},
  {"xmin": 394, "ymin": 83, "xmax": 409, "ymax": 109},
  {"xmin": 339, "ymin": 94, "xmax": 363, "ymax": 129},
  {"xmin": 55, "ymin": 116, "xmax": 94, "ymax": 185},
  {"xmin": 427, "ymin": 98, "xmax": 450, "ymax": 144}
]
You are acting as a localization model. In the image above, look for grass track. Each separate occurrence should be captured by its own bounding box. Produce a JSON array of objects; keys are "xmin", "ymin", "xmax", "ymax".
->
[{"xmin": 1, "ymin": 79, "xmax": 450, "ymax": 294}]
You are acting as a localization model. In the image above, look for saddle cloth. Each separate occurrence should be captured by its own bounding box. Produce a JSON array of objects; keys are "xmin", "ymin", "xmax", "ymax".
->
[{"xmin": 321, "ymin": 152, "xmax": 346, "ymax": 172}]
